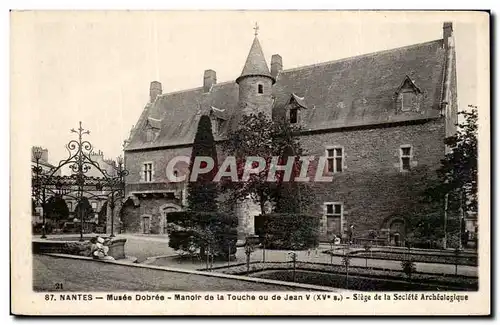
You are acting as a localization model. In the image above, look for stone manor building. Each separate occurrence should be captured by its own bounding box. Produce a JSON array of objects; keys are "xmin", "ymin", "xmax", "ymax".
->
[{"xmin": 122, "ymin": 22, "xmax": 458, "ymax": 245}]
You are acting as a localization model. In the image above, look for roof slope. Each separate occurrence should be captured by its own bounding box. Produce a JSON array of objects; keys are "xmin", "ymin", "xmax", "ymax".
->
[
  {"xmin": 125, "ymin": 39, "xmax": 446, "ymax": 151},
  {"xmin": 236, "ymin": 36, "xmax": 274, "ymax": 83}
]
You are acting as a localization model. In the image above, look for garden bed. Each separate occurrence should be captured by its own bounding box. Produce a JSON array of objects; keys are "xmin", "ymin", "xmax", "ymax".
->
[
  {"xmin": 210, "ymin": 262, "xmax": 477, "ymax": 291},
  {"xmin": 252, "ymin": 270, "xmax": 465, "ymax": 291},
  {"xmin": 323, "ymin": 249, "xmax": 477, "ymax": 266}
]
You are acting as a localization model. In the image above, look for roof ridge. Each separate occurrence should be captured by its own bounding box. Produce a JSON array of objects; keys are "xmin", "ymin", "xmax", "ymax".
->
[
  {"xmin": 157, "ymin": 39, "xmax": 443, "ymax": 98},
  {"xmin": 281, "ymin": 39, "xmax": 443, "ymax": 74},
  {"xmin": 159, "ymin": 80, "xmax": 235, "ymax": 97}
]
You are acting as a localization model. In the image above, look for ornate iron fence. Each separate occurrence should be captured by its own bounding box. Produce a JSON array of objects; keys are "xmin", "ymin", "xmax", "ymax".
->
[{"xmin": 32, "ymin": 122, "xmax": 129, "ymax": 241}]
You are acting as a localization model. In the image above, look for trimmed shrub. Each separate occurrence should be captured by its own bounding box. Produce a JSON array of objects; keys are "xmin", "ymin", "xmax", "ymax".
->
[
  {"xmin": 186, "ymin": 115, "xmax": 219, "ymax": 212},
  {"xmin": 167, "ymin": 211, "xmax": 237, "ymax": 257},
  {"xmin": 256, "ymin": 213, "xmax": 320, "ymax": 250}
]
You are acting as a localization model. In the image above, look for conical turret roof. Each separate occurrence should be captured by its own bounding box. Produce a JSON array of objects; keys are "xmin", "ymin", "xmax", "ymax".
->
[{"xmin": 236, "ymin": 36, "xmax": 275, "ymax": 84}]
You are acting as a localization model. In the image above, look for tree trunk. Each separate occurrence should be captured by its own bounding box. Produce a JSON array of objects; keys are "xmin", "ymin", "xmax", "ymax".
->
[
  {"xmin": 346, "ymin": 265, "xmax": 349, "ymax": 289},
  {"xmin": 259, "ymin": 195, "xmax": 266, "ymax": 215}
]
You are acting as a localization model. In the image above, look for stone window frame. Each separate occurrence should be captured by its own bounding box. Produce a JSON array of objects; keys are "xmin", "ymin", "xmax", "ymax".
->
[
  {"xmin": 91, "ymin": 201, "xmax": 98, "ymax": 211},
  {"xmin": 324, "ymin": 201, "xmax": 344, "ymax": 236},
  {"xmin": 141, "ymin": 161, "xmax": 154, "ymax": 183},
  {"xmin": 145, "ymin": 128, "xmax": 155, "ymax": 142},
  {"xmin": 325, "ymin": 145, "xmax": 345, "ymax": 174},
  {"xmin": 400, "ymin": 90, "xmax": 415, "ymax": 112},
  {"xmin": 257, "ymin": 84, "xmax": 264, "ymax": 94},
  {"xmin": 399, "ymin": 144, "xmax": 413, "ymax": 172},
  {"xmin": 211, "ymin": 117, "xmax": 223, "ymax": 134}
]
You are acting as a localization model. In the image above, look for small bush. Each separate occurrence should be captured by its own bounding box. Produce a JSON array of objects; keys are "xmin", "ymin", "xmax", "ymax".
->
[
  {"xmin": 342, "ymin": 254, "xmax": 352, "ymax": 269},
  {"xmin": 401, "ymin": 259, "xmax": 417, "ymax": 280},
  {"xmin": 167, "ymin": 211, "xmax": 237, "ymax": 257},
  {"xmin": 256, "ymin": 213, "xmax": 320, "ymax": 250}
]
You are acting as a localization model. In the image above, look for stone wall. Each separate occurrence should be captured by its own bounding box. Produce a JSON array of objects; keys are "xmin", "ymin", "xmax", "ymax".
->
[
  {"xmin": 121, "ymin": 195, "xmax": 182, "ymax": 234},
  {"xmin": 124, "ymin": 118, "xmax": 446, "ymax": 242},
  {"xmin": 299, "ymin": 118, "xmax": 446, "ymax": 240}
]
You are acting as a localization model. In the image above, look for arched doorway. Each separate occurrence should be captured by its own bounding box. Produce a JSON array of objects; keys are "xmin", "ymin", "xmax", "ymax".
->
[
  {"xmin": 389, "ymin": 219, "xmax": 406, "ymax": 246},
  {"xmin": 159, "ymin": 203, "xmax": 182, "ymax": 235}
]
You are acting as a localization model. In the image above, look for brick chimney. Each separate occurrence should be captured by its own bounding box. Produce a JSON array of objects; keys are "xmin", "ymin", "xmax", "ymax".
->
[
  {"xmin": 203, "ymin": 69, "xmax": 217, "ymax": 93},
  {"xmin": 443, "ymin": 22, "xmax": 453, "ymax": 50},
  {"xmin": 149, "ymin": 81, "xmax": 162, "ymax": 103},
  {"xmin": 271, "ymin": 54, "xmax": 283, "ymax": 78}
]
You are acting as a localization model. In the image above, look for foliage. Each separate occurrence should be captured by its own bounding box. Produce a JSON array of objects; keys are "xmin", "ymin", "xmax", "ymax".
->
[
  {"xmin": 403, "ymin": 108, "xmax": 478, "ymax": 248},
  {"xmin": 368, "ymin": 230, "xmax": 378, "ymax": 240},
  {"xmin": 401, "ymin": 247, "xmax": 417, "ymax": 280},
  {"xmin": 74, "ymin": 197, "xmax": 94, "ymax": 221},
  {"xmin": 186, "ymin": 115, "xmax": 219, "ymax": 212},
  {"xmin": 222, "ymin": 113, "xmax": 311, "ymax": 214},
  {"xmin": 341, "ymin": 253, "xmax": 352, "ymax": 269},
  {"xmin": 438, "ymin": 107, "xmax": 478, "ymax": 214},
  {"xmin": 363, "ymin": 243, "xmax": 372, "ymax": 268},
  {"xmin": 256, "ymin": 213, "xmax": 320, "ymax": 250},
  {"xmin": 98, "ymin": 201, "xmax": 108, "ymax": 225},
  {"xmin": 401, "ymin": 259, "xmax": 417, "ymax": 280},
  {"xmin": 166, "ymin": 211, "xmax": 237, "ymax": 257},
  {"xmin": 44, "ymin": 195, "xmax": 70, "ymax": 224},
  {"xmin": 274, "ymin": 144, "xmax": 315, "ymax": 214}
]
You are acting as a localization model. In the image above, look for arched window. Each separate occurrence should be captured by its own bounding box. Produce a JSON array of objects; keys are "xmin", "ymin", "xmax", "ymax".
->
[{"xmin": 258, "ymin": 84, "xmax": 263, "ymax": 94}]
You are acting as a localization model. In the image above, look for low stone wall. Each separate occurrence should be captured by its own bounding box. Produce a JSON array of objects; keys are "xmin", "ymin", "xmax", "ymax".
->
[{"xmin": 32, "ymin": 238, "xmax": 127, "ymax": 260}]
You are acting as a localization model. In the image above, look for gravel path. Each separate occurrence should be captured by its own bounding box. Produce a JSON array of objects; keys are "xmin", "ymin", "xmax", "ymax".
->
[{"xmin": 33, "ymin": 255, "xmax": 301, "ymax": 292}]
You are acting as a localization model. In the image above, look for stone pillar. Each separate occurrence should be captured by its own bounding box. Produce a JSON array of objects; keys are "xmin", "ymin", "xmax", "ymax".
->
[
  {"xmin": 105, "ymin": 198, "xmax": 122, "ymax": 235},
  {"xmin": 105, "ymin": 199, "xmax": 112, "ymax": 234}
]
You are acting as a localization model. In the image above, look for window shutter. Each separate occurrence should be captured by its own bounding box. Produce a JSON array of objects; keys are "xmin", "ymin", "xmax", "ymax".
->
[
  {"xmin": 141, "ymin": 164, "xmax": 145, "ymax": 182},
  {"xmin": 151, "ymin": 163, "xmax": 155, "ymax": 181}
]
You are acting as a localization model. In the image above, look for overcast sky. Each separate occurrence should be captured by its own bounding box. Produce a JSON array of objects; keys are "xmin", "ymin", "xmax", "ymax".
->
[{"xmin": 13, "ymin": 11, "xmax": 485, "ymax": 165}]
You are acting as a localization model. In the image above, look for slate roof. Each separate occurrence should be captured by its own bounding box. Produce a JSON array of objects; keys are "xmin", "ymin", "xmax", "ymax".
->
[
  {"xmin": 125, "ymin": 38, "xmax": 447, "ymax": 151},
  {"xmin": 236, "ymin": 36, "xmax": 275, "ymax": 84}
]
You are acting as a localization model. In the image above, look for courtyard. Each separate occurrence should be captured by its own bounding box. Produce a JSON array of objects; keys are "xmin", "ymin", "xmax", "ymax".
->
[
  {"xmin": 33, "ymin": 255, "xmax": 306, "ymax": 292},
  {"xmin": 33, "ymin": 232, "xmax": 478, "ymax": 292}
]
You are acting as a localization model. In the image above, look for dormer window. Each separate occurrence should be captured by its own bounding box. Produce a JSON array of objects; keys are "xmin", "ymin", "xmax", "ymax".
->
[
  {"xmin": 258, "ymin": 84, "xmax": 263, "ymax": 94},
  {"xmin": 395, "ymin": 76, "xmax": 422, "ymax": 113},
  {"xmin": 208, "ymin": 106, "xmax": 227, "ymax": 135},
  {"xmin": 144, "ymin": 117, "xmax": 161, "ymax": 142},
  {"xmin": 286, "ymin": 93, "xmax": 309, "ymax": 125},
  {"xmin": 290, "ymin": 108, "xmax": 298, "ymax": 124}
]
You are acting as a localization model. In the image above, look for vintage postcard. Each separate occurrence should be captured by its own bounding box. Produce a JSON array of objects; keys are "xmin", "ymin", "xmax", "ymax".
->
[{"xmin": 10, "ymin": 10, "xmax": 490, "ymax": 316}]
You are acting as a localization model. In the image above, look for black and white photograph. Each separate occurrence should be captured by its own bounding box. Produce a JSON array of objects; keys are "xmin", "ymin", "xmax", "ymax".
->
[{"xmin": 10, "ymin": 10, "xmax": 490, "ymax": 315}]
